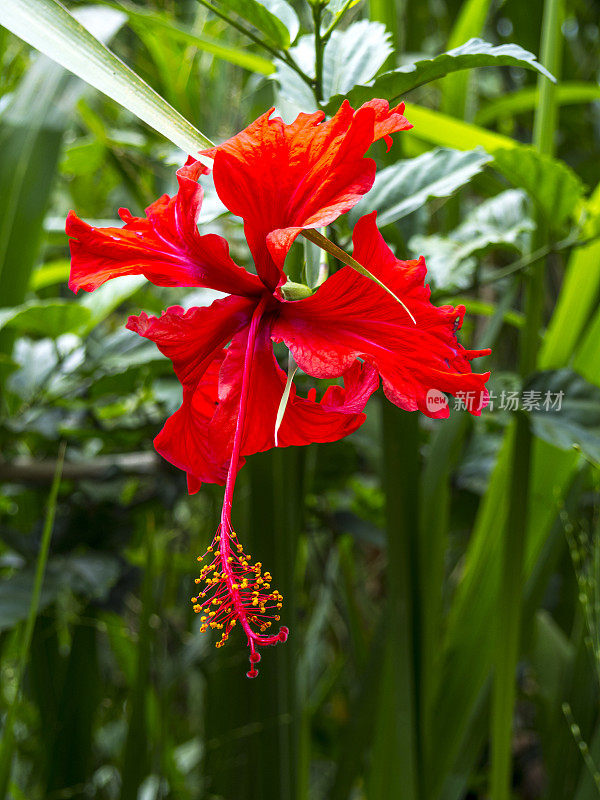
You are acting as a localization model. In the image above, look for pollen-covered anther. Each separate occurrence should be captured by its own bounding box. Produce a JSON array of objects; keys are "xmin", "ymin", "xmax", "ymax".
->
[{"xmin": 191, "ymin": 528, "xmax": 288, "ymax": 676}]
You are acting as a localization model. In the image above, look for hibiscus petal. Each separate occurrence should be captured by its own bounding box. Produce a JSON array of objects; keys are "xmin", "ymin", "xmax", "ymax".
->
[
  {"xmin": 126, "ymin": 296, "xmax": 258, "ymax": 492},
  {"xmin": 209, "ymin": 319, "xmax": 379, "ymax": 466},
  {"xmin": 203, "ymin": 100, "xmax": 411, "ymax": 290},
  {"xmin": 272, "ymin": 212, "xmax": 490, "ymax": 419},
  {"xmin": 67, "ymin": 158, "xmax": 262, "ymax": 297},
  {"xmin": 126, "ymin": 295, "xmax": 257, "ymax": 389}
]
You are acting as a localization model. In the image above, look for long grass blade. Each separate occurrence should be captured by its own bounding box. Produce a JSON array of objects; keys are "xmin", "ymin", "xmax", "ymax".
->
[{"xmin": 0, "ymin": 441, "xmax": 65, "ymax": 799}]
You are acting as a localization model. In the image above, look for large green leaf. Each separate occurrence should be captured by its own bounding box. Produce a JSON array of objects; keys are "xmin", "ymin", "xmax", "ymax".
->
[
  {"xmin": 525, "ymin": 369, "xmax": 600, "ymax": 464},
  {"xmin": 348, "ymin": 147, "xmax": 492, "ymax": 228},
  {"xmin": 325, "ymin": 39, "xmax": 554, "ymax": 111},
  {"xmin": 493, "ymin": 146, "xmax": 585, "ymax": 229},
  {"xmin": 218, "ymin": 0, "xmax": 299, "ymax": 48},
  {"xmin": 410, "ymin": 189, "xmax": 533, "ymax": 291},
  {"xmin": 0, "ymin": 0, "xmax": 214, "ymax": 155}
]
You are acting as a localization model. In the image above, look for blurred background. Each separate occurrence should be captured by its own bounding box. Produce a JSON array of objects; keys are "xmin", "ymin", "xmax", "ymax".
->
[{"xmin": 1, "ymin": 0, "xmax": 600, "ymax": 798}]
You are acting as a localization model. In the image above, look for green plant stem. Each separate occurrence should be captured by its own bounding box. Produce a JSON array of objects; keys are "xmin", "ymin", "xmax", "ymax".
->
[
  {"xmin": 490, "ymin": 0, "xmax": 563, "ymax": 797},
  {"xmin": 312, "ymin": 3, "xmax": 324, "ymax": 104},
  {"xmin": 0, "ymin": 441, "xmax": 65, "ymax": 800},
  {"xmin": 121, "ymin": 515, "xmax": 155, "ymax": 800},
  {"xmin": 370, "ymin": 403, "xmax": 419, "ymax": 799}
]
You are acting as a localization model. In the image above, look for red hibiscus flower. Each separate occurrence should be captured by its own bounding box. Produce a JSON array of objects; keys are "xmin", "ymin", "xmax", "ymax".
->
[{"xmin": 66, "ymin": 99, "xmax": 490, "ymax": 677}]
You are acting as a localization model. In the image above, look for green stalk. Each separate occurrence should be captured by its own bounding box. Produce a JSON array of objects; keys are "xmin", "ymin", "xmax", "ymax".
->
[
  {"xmin": 121, "ymin": 516, "xmax": 155, "ymax": 800},
  {"xmin": 0, "ymin": 441, "xmax": 65, "ymax": 799},
  {"xmin": 368, "ymin": 403, "xmax": 419, "ymax": 799},
  {"xmin": 489, "ymin": 1, "xmax": 563, "ymax": 797},
  {"xmin": 312, "ymin": 2, "xmax": 324, "ymax": 104}
]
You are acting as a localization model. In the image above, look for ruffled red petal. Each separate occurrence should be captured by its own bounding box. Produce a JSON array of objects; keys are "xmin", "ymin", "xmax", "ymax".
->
[
  {"xmin": 201, "ymin": 100, "xmax": 411, "ymax": 291},
  {"xmin": 126, "ymin": 295, "xmax": 257, "ymax": 389},
  {"xmin": 66, "ymin": 159, "xmax": 263, "ymax": 297},
  {"xmin": 126, "ymin": 295, "xmax": 259, "ymax": 490},
  {"xmin": 272, "ymin": 212, "xmax": 490, "ymax": 419}
]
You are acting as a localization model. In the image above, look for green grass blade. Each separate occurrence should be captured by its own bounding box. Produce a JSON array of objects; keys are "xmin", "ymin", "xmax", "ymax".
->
[
  {"xmin": 489, "ymin": 1, "xmax": 564, "ymax": 795},
  {"xmin": 121, "ymin": 516, "xmax": 155, "ymax": 800},
  {"xmin": 0, "ymin": 442, "xmax": 65, "ymax": 799},
  {"xmin": 475, "ymin": 82, "xmax": 600, "ymax": 126},
  {"xmin": 540, "ymin": 180, "xmax": 600, "ymax": 369},
  {"xmin": 368, "ymin": 405, "xmax": 419, "ymax": 798},
  {"xmin": 404, "ymin": 105, "xmax": 518, "ymax": 152},
  {"xmin": 0, "ymin": 0, "xmax": 214, "ymax": 155}
]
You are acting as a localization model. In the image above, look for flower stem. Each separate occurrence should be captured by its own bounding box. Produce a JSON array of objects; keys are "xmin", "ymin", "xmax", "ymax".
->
[
  {"xmin": 312, "ymin": 3, "xmax": 324, "ymax": 104},
  {"xmin": 220, "ymin": 295, "xmax": 268, "ymax": 531}
]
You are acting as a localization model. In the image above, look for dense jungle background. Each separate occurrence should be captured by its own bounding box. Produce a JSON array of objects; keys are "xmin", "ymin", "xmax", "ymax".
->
[{"xmin": 1, "ymin": 0, "xmax": 600, "ymax": 798}]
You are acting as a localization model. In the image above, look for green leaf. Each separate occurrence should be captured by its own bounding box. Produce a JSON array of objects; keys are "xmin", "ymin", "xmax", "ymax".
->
[
  {"xmin": 349, "ymin": 147, "xmax": 492, "ymax": 228},
  {"xmin": 410, "ymin": 189, "xmax": 534, "ymax": 291},
  {"xmin": 475, "ymin": 82, "xmax": 600, "ymax": 126},
  {"xmin": 525, "ymin": 369, "xmax": 600, "ymax": 464},
  {"xmin": 321, "ymin": 21, "xmax": 392, "ymax": 100},
  {"xmin": 325, "ymin": 38, "xmax": 554, "ymax": 111},
  {"xmin": 0, "ymin": 300, "xmax": 92, "ymax": 338},
  {"xmin": 218, "ymin": 0, "xmax": 299, "ymax": 48},
  {"xmin": 122, "ymin": 4, "xmax": 274, "ymax": 74},
  {"xmin": 493, "ymin": 146, "xmax": 585, "ymax": 229},
  {"xmin": 0, "ymin": 0, "xmax": 214, "ymax": 155}
]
